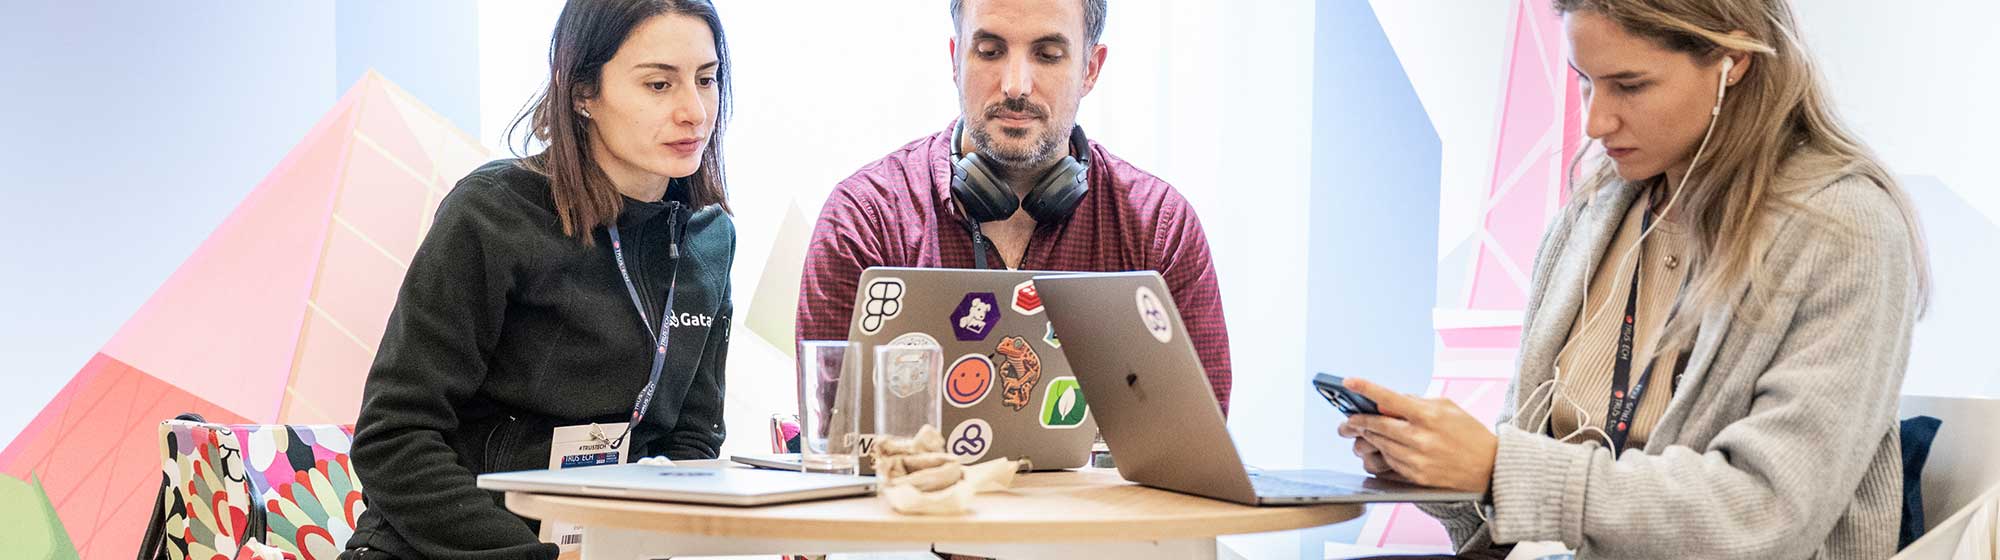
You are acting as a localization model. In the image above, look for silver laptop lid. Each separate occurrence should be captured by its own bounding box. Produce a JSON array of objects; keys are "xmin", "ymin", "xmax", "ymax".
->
[
  {"xmin": 1032, "ymin": 271, "xmax": 1259, "ymax": 503},
  {"xmin": 832, "ymin": 267, "xmax": 1097, "ymax": 471},
  {"xmin": 476, "ymin": 464, "xmax": 877, "ymax": 507}
]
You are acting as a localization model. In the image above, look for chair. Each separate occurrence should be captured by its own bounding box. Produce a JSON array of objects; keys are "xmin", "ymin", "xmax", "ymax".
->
[
  {"xmin": 1893, "ymin": 395, "xmax": 2000, "ymax": 559},
  {"xmin": 772, "ymin": 413, "xmax": 802, "ymax": 453}
]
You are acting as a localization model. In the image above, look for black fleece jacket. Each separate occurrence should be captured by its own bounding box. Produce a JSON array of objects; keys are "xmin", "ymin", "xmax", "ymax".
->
[{"xmin": 345, "ymin": 159, "xmax": 734, "ymax": 559}]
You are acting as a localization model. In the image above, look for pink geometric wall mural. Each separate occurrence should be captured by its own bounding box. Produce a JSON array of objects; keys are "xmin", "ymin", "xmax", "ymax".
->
[
  {"xmin": 0, "ymin": 355, "xmax": 251, "ymax": 560},
  {"xmin": 0, "ymin": 71, "xmax": 487, "ymax": 558},
  {"xmin": 1355, "ymin": 0, "xmax": 1583, "ymax": 550}
]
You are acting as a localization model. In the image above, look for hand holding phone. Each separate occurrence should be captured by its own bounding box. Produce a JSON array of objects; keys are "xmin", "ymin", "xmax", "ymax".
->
[{"xmin": 1313, "ymin": 373, "xmax": 1381, "ymax": 416}]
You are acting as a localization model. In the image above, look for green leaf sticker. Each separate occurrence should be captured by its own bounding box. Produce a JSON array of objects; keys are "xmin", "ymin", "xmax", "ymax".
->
[{"xmin": 1039, "ymin": 377, "xmax": 1088, "ymax": 429}]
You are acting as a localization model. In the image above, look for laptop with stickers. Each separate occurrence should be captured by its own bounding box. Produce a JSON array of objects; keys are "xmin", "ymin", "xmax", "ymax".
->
[
  {"xmin": 1033, "ymin": 271, "xmax": 1483, "ymax": 505},
  {"xmin": 743, "ymin": 267, "xmax": 1098, "ymax": 473}
]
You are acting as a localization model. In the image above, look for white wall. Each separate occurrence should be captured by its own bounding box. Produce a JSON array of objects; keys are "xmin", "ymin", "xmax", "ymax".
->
[{"xmin": 1792, "ymin": 1, "xmax": 2000, "ymax": 397}]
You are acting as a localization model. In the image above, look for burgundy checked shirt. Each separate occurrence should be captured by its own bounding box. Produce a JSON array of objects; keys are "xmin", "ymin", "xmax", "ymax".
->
[{"xmin": 795, "ymin": 123, "xmax": 1233, "ymax": 413}]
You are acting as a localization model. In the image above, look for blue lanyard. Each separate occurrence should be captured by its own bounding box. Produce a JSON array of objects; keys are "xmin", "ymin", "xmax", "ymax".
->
[
  {"xmin": 607, "ymin": 221, "xmax": 678, "ymax": 449},
  {"xmin": 1603, "ymin": 193, "xmax": 1691, "ymax": 454}
]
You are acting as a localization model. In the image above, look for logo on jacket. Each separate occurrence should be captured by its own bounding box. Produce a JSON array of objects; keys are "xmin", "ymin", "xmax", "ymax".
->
[{"xmin": 665, "ymin": 312, "xmax": 715, "ymax": 329}]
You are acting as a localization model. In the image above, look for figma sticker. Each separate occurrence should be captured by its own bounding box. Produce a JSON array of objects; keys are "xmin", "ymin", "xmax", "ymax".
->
[{"xmin": 859, "ymin": 277, "xmax": 906, "ymax": 334}]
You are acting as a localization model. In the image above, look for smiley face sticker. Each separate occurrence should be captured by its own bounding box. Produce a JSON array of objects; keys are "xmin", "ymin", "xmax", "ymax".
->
[{"xmin": 945, "ymin": 354, "xmax": 994, "ymax": 408}]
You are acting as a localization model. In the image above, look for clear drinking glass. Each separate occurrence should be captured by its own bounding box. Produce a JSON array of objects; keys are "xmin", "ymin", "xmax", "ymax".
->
[
  {"xmin": 873, "ymin": 343, "xmax": 944, "ymax": 443},
  {"xmin": 798, "ymin": 341, "xmax": 862, "ymax": 474}
]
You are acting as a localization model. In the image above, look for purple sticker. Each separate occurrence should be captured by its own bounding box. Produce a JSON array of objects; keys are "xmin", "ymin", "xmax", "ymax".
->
[{"xmin": 948, "ymin": 292, "xmax": 1002, "ymax": 342}]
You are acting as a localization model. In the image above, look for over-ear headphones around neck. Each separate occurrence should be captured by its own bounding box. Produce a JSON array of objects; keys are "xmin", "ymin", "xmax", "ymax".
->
[{"xmin": 949, "ymin": 119, "xmax": 1092, "ymax": 224}]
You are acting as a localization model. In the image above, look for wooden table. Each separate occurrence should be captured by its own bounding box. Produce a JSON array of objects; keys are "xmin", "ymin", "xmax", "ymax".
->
[{"xmin": 507, "ymin": 468, "xmax": 1363, "ymax": 559}]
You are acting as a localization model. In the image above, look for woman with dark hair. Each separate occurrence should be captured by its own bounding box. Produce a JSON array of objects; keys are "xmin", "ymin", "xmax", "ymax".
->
[{"xmin": 343, "ymin": 1, "xmax": 735, "ymax": 558}]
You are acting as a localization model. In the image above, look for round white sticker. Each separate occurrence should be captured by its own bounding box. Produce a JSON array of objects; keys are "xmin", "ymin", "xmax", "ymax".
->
[
  {"xmin": 882, "ymin": 347, "xmax": 933, "ymax": 399},
  {"xmin": 888, "ymin": 332, "xmax": 940, "ymax": 349},
  {"xmin": 947, "ymin": 418, "xmax": 993, "ymax": 464},
  {"xmin": 1135, "ymin": 286, "xmax": 1173, "ymax": 344}
]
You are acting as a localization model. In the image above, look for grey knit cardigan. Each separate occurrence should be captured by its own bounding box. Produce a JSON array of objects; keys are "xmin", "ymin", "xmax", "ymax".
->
[{"xmin": 1421, "ymin": 150, "xmax": 1922, "ymax": 560}]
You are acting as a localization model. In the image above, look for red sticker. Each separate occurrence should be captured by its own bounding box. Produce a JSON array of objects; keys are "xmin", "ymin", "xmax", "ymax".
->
[{"xmin": 1011, "ymin": 280, "xmax": 1044, "ymax": 316}]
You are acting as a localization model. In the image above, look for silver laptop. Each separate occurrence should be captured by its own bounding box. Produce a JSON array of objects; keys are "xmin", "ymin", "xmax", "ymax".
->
[
  {"xmin": 739, "ymin": 267, "xmax": 1097, "ymax": 473},
  {"xmin": 1033, "ymin": 271, "xmax": 1482, "ymax": 505},
  {"xmin": 476, "ymin": 464, "xmax": 877, "ymax": 507}
]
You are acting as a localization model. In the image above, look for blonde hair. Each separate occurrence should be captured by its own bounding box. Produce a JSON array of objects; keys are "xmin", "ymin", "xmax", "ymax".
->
[{"xmin": 1554, "ymin": 0, "xmax": 1930, "ymax": 347}]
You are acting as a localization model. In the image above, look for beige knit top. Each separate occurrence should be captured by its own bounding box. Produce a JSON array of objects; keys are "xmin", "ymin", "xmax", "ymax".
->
[{"xmin": 1549, "ymin": 194, "xmax": 1690, "ymax": 451}]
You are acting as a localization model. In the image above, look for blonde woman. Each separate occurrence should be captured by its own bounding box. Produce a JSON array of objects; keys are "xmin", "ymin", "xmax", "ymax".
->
[{"xmin": 1335, "ymin": 0, "xmax": 1929, "ymax": 558}]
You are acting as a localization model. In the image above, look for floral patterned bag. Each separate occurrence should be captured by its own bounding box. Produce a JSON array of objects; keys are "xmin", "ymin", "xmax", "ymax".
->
[{"xmin": 141, "ymin": 416, "xmax": 365, "ymax": 560}]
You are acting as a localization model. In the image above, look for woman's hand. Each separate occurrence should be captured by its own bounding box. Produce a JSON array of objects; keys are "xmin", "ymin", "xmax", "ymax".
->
[
  {"xmin": 1334, "ymin": 377, "xmax": 1497, "ymax": 494},
  {"xmin": 1337, "ymin": 419, "xmax": 1405, "ymax": 481}
]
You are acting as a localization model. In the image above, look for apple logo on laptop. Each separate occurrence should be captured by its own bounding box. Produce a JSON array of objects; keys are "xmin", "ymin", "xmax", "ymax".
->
[
  {"xmin": 657, "ymin": 471, "xmax": 718, "ymax": 477},
  {"xmin": 1124, "ymin": 369, "xmax": 1147, "ymax": 401}
]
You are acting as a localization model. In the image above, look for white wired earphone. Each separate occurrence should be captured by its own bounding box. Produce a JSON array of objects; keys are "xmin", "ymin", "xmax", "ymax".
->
[
  {"xmin": 1475, "ymin": 55, "xmax": 1735, "ymax": 527},
  {"xmin": 1519, "ymin": 55, "xmax": 1736, "ymax": 454}
]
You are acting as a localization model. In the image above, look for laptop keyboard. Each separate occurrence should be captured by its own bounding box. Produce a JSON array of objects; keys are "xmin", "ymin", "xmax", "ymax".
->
[{"xmin": 1248, "ymin": 472, "xmax": 1377, "ymax": 499}]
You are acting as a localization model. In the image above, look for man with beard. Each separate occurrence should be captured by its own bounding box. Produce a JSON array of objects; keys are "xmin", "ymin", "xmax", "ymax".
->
[{"xmin": 795, "ymin": 0, "xmax": 1233, "ymax": 413}]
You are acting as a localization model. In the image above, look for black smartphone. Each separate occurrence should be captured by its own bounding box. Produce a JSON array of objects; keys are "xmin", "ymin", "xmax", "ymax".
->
[{"xmin": 1312, "ymin": 373, "xmax": 1381, "ymax": 416}]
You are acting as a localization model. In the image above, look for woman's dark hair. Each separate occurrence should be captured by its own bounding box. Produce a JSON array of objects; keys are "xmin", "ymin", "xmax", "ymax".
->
[{"xmin": 509, "ymin": 0, "xmax": 732, "ymax": 244}]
